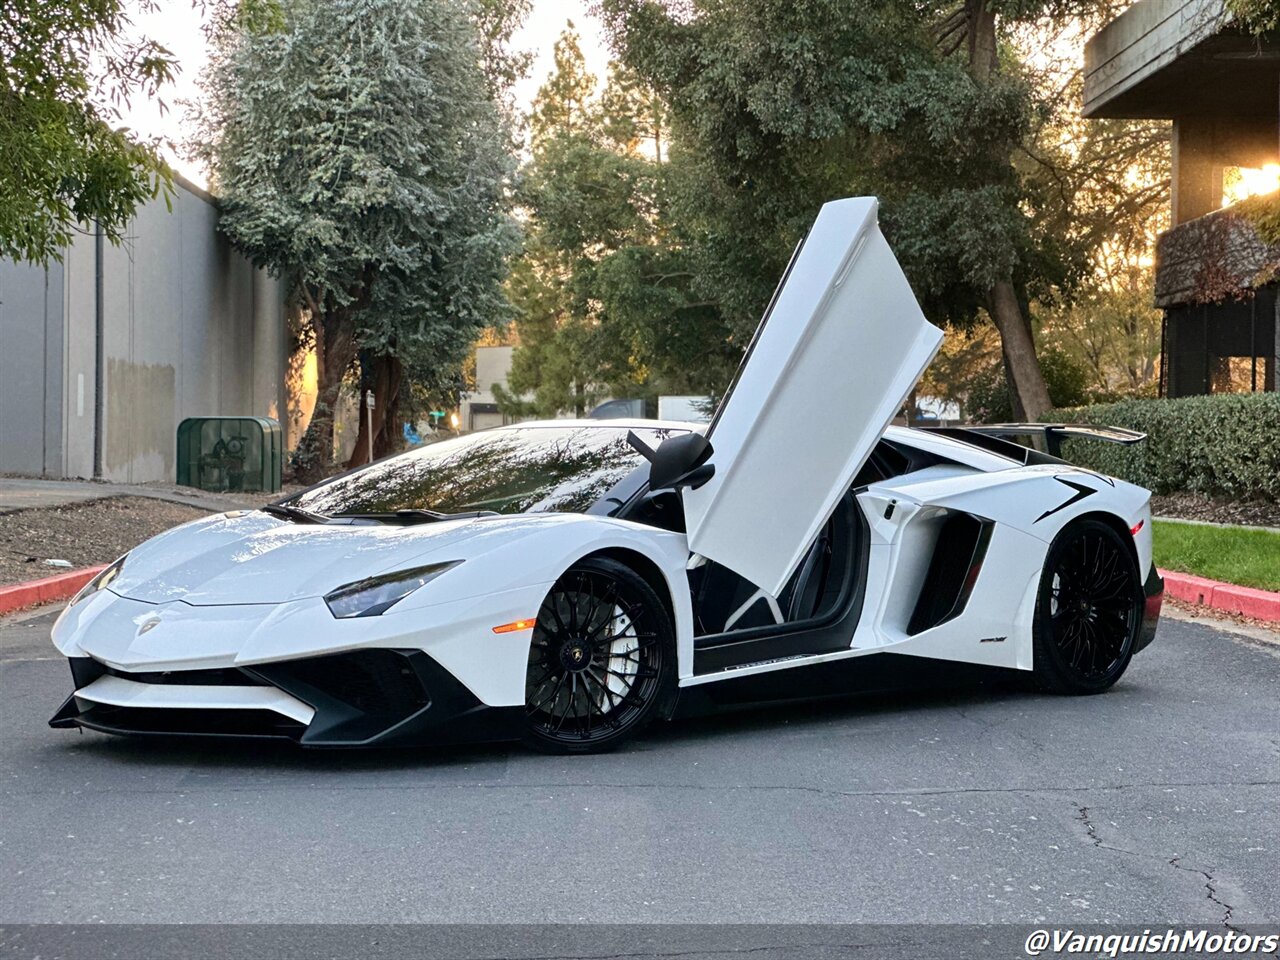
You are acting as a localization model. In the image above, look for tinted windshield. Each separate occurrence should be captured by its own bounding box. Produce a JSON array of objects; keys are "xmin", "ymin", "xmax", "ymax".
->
[{"xmin": 287, "ymin": 425, "xmax": 687, "ymax": 517}]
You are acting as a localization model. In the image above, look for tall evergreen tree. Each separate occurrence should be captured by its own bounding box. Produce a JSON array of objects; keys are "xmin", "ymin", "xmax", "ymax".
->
[
  {"xmin": 193, "ymin": 0, "xmax": 518, "ymax": 478},
  {"xmin": 500, "ymin": 27, "xmax": 735, "ymax": 418}
]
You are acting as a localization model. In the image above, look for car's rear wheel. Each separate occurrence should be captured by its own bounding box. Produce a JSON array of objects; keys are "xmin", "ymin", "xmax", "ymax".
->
[
  {"xmin": 521, "ymin": 557, "xmax": 675, "ymax": 754},
  {"xmin": 1033, "ymin": 518, "xmax": 1142, "ymax": 694}
]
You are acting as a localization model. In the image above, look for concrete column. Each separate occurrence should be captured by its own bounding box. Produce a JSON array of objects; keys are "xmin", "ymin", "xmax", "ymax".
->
[
  {"xmin": 1271, "ymin": 293, "xmax": 1280, "ymax": 392},
  {"xmin": 1165, "ymin": 310, "xmax": 1183, "ymax": 397},
  {"xmin": 1171, "ymin": 118, "xmax": 1223, "ymax": 225},
  {"xmin": 251, "ymin": 268, "xmax": 286, "ymax": 423}
]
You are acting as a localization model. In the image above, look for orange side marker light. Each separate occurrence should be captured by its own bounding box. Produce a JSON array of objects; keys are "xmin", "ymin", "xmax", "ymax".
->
[{"xmin": 492, "ymin": 618, "xmax": 537, "ymax": 634}]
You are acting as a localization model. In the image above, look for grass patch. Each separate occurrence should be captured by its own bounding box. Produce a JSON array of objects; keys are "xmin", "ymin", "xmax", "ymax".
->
[{"xmin": 1152, "ymin": 519, "xmax": 1280, "ymax": 592}]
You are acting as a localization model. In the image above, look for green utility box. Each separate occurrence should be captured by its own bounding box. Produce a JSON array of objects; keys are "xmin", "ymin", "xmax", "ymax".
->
[{"xmin": 177, "ymin": 417, "xmax": 282, "ymax": 493}]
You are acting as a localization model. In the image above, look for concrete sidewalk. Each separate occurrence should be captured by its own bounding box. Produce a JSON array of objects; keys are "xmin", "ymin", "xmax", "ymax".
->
[
  {"xmin": 1155, "ymin": 514, "xmax": 1280, "ymax": 535},
  {"xmin": 0, "ymin": 477, "xmax": 281, "ymax": 514}
]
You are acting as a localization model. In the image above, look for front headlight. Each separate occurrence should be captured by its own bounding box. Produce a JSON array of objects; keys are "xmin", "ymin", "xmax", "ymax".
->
[
  {"xmin": 71, "ymin": 554, "xmax": 127, "ymax": 605},
  {"xmin": 324, "ymin": 561, "xmax": 462, "ymax": 619}
]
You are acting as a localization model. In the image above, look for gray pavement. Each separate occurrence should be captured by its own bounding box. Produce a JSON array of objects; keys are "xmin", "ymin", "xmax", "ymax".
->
[{"xmin": 1, "ymin": 606, "xmax": 1277, "ymax": 927}]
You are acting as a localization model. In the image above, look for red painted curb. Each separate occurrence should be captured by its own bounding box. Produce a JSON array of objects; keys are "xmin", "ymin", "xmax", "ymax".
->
[
  {"xmin": 0, "ymin": 565, "xmax": 106, "ymax": 616},
  {"xmin": 1159, "ymin": 570, "xmax": 1222, "ymax": 607},
  {"xmin": 1159, "ymin": 568, "xmax": 1280, "ymax": 623},
  {"xmin": 1210, "ymin": 582, "xmax": 1280, "ymax": 621}
]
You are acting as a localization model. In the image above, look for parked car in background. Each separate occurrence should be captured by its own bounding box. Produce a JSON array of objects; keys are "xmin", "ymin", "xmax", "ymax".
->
[{"xmin": 588, "ymin": 398, "xmax": 645, "ymax": 420}]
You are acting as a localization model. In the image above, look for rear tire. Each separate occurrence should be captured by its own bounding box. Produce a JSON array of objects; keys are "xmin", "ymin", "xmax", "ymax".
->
[
  {"xmin": 521, "ymin": 557, "xmax": 675, "ymax": 754},
  {"xmin": 1033, "ymin": 518, "xmax": 1141, "ymax": 695}
]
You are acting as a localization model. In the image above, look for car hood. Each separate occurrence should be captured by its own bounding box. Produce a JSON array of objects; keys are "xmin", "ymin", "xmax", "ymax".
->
[{"xmin": 106, "ymin": 510, "xmax": 529, "ymax": 605}]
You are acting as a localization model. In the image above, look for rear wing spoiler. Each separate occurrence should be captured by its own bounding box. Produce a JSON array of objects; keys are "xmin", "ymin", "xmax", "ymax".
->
[{"xmin": 925, "ymin": 423, "xmax": 1146, "ymax": 464}]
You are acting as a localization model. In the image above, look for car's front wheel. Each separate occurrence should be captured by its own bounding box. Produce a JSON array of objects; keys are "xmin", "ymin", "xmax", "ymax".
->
[
  {"xmin": 1033, "ymin": 518, "xmax": 1142, "ymax": 694},
  {"xmin": 521, "ymin": 557, "xmax": 675, "ymax": 754}
]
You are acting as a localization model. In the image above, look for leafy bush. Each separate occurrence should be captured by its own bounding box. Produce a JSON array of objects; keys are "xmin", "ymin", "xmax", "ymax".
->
[
  {"xmin": 1048, "ymin": 393, "xmax": 1280, "ymax": 501},
  {"xmin": 966, "ymin": 347, "xmax": 1092, "ymax": 423}
]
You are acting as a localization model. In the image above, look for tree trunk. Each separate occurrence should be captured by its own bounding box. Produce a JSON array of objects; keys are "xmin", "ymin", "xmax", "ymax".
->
[
  {"xmin": 375, "ymin": 357, "xmax": 404, "ymax": 457},
  {"xmin": 964, "ymin": 0, "xmax": 1054, "ymax": 422},
  {"xmin": 291, "ymin": 306, "xmax": 357, "ymax": 484},
  {"xmin": 290, "ymin": 268, "xmax": 378, "ymax": 483},
  {"xmin": 965, "ymin": 0, "xmax": 997, "ymax": 76},
  {"xmin": 345, "ymin": 354, "xmax": 405, "ymax": 469},
  {"xmin": 988, "ymin": 281, "xmax": 1052, "ymax": 421},
  {"xmin": 1001, "ymin": 351, "xmax": 1026, "ymax": 421}
]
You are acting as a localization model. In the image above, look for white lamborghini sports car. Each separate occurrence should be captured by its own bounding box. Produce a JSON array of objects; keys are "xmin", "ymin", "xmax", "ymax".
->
[{"xmin": 49, "ymin": 198, "xmax": 1164, "ymax": 754}]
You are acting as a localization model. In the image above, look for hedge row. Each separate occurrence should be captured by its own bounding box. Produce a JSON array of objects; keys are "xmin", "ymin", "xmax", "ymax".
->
[{"xmin": 1046, "ymin": 392, "xmax": 1280, "ymax": 502}]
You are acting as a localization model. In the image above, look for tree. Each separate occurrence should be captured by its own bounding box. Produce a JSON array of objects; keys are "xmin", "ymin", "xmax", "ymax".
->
[
  {"xmin": 1228, "ymin": 0, "xmax": 1280, "ymax": 33},
  {"xmin": 473, "ymin": 0, "xmax": 534, "ymax": 106},
  {"xmin": 942, "ymin": 0, "xmax": 1053, "ymax": 420},
  {"xmin": 598, "ymin": 0, "xmax": 1151, "ymax": 420},
  {"xmin": 1, "ymin": 0, "xmax": 176, "ymax": 264},
  {"xmin": 498, "ymin": 28, "xmax": 606, "ymax": 418},
  {"xmin": 962, "ymin": 344, "xmax": 1091, "ymax": 422},
  {"xmin": 1011, "ymin": 13, "xmax": 1169, "ymax": 399},
  {"xmin": 918, "ymin": 324, "xmax": 1004, "ymax": 418},
  {"xmin": 1028, "ymin": 104, "xmax": 1167, "ymax": 397},
  {"xmin": 500, "ymin": 26, "xmax": 740, "ymax": 420},
  {"xmin": 193, "ymin": 0, "xmax": 517, "ymax": 480},
  {"xmin": 1038, "ymin": 270, "xmax": 1162, "ymax": 398}
]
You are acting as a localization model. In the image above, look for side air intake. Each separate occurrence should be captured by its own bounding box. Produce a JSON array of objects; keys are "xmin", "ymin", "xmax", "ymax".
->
[{"xmin": 907, "ymin": 511, "xmax": 994, "ymax": 635}]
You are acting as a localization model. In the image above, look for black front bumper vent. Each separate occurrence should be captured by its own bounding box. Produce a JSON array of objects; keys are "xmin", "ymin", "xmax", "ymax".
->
[{"xmin": 51, "ymin": 649, "xmax": 521, "ymax": 748}]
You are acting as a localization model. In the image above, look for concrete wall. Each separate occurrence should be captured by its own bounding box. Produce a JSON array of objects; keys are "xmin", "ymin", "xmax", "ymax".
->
[
  {"xmin": 63, "ymin": 237, "xmax": 97, "ymax": 479},
  {"xmin": 460, "ymin": 344, "xmax": 516, "ymax": 431},
  {"xmin": 1083, "ymin": 0, "xmax": 1230, "ymax": 119},
  {"xmin": 0, "ymin": 178, "xmax": 288, "ymax": 483},
  {"xmin": 0, "ymin": 258, "xmax": 65, "ymax": 476},
  {"xmin": 476, "ymin": 344, "xmax": 514, "ymax": 393}
]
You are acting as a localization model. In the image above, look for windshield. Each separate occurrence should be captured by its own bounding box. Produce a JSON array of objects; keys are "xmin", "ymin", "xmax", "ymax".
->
[{"xmin": 286, "ymin": 425, "xmax": 688, "ymax": 518}]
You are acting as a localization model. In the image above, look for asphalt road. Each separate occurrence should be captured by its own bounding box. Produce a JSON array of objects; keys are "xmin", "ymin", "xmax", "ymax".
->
[{"xmin": 2, "ymin": 605, "xmax": 1278, "ymax": 930}]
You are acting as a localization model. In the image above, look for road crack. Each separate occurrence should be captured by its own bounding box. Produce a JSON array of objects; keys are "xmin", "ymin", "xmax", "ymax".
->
[
  {"xmin": 1073, "ymin": 803, "xmax": 1241, "ymax": 929},
  {"xmin": 1169, "ymin": 856, "xmax": 1235, "ymax": 929},
  {"xmin": 1075, "ymin": 804, "xmax": 1103, "ymax": 847}
]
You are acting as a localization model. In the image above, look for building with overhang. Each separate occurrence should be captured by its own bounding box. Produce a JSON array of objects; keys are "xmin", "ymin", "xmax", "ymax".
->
[{"xmin": 1084, "ymin": 0, "xmax": 1280, "ymax": 396}]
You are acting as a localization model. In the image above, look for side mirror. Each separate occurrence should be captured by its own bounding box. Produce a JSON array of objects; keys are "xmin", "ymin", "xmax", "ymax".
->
[{"xmin": 627, "ymin": 431, "xmax": 715, "ymax": 492}]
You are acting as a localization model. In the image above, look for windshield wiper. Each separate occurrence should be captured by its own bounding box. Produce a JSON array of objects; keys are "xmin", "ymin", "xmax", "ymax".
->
[
  {"xmin": 261, "ymin": 503, "xmax": 330, "ymax": 524},
  {"xmin": 336, "ymin": 508, "xmax": 501, "ymax": 525}
]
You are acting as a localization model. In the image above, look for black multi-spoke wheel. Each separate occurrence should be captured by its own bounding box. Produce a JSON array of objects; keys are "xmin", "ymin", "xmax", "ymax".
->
[
  {"xmin": 522, "ymin": 557, "xmax": 674, "ymax": 754},
  {"xmin": 1033, "ymin": 518, "xmax": 1142, "ymax": 694}
]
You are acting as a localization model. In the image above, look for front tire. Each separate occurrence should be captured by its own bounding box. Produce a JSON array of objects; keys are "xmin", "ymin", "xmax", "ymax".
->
[
  {"xmin": 1033, "ymin": 518, "xmax": 1142, "ymax": 695},
  {"xmin": 521, "ymin": 557, "xmax": 675, "ymax": 754}
]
